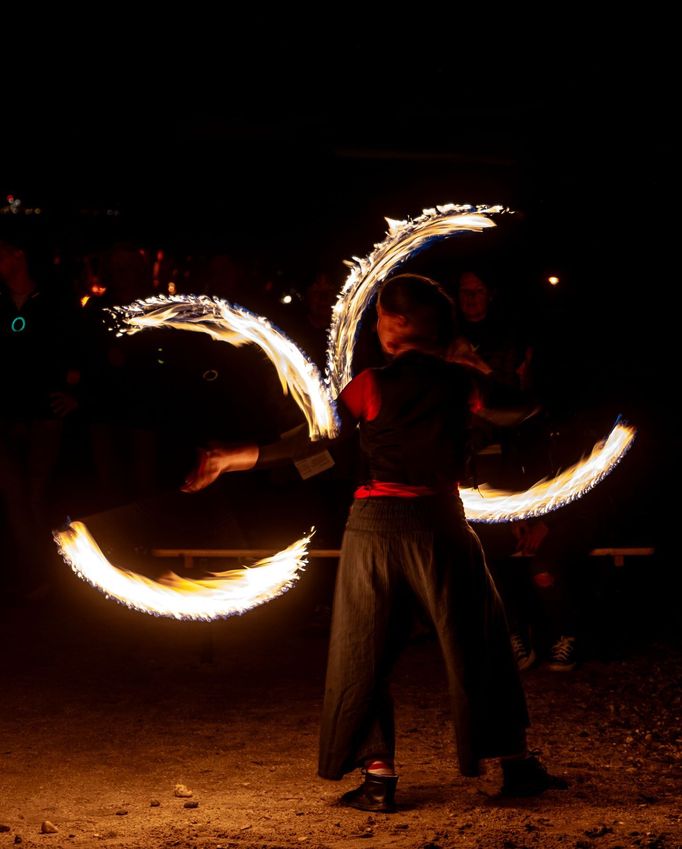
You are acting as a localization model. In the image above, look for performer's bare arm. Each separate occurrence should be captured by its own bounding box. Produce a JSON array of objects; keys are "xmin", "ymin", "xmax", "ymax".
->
[{"xmin": 181, "ymin": 410, "xmax": 356, "ymax": 494}]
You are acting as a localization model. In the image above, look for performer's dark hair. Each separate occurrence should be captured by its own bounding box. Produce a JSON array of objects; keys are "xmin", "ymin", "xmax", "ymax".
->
[{"xmin": 378, "ymin": 274, "xmax": 456, "ymax": 350}]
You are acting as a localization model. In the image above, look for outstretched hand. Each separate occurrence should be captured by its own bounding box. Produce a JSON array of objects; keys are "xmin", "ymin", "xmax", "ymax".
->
[{"xmin": 181, "ymin": 444, "xmax": 259, "ymax": 493}]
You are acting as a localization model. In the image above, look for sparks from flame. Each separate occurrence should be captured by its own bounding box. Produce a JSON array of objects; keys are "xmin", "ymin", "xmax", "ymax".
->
[{"xmin": 54, "ymin": 522, "xmax": 313, "ymax": 621}]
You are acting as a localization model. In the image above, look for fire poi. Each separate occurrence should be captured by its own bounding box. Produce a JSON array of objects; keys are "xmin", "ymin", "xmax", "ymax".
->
[{"xmin": 54, "ymin": 203, "xmax": 636, "ymax": 619}]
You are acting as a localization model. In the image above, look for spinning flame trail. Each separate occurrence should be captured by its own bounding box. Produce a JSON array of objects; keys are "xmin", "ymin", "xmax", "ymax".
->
[
  {"xmin": 461, "ymin": 422, "xmax": 636, "ymax": 522},
  {"xmin": 55, "ymin": 523, "xmax": 312, "ymax": 621},
  {"xmin": 110, "ymin": 295, "xmax": 338, "ymax": 439},
  {"xmin": 327, "ymin": 203, "xmax": 502, "ymax": 395}
]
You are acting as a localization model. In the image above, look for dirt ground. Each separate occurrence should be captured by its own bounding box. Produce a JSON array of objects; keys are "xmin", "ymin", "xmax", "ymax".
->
[{"xmin": 1, "ymin": 554, "xmax": 681, "ymax": 849}]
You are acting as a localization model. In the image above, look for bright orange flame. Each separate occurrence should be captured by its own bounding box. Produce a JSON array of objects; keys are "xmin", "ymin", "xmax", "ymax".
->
[
  {"xmin": 112, "ymin": 296, "xmax": 339, "ymax": 440},
  {"xmin": 54, "ymin": 522, "xmax": 313, "ymax": 620},
  {"xmin": 327, "ymin": 204, "xmax": 505, "ymax": 396},
  {"xmin": 461, "ymin": 423, "xmax": 636, "ymax": 522}
]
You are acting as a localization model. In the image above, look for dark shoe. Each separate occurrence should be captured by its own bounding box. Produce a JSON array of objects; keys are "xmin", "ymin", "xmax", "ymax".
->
[
  {"xmin": 338, "ymin": 772, "xmax": 398, "ymax": 813},
  {"xmin": 501, "ymin": 754, "xmax": 569, "ymax": 797},
  {"xmin": 510, "ymin": 631, "xmax": 536, "ymax": 671},
  {"xmin": 548, "ymin": 635, "xmax": 577, "ymax": 671}
]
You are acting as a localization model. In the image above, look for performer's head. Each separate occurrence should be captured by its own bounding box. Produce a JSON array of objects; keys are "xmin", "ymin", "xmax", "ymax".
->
[{"xmin": 377, "ymin": 274, "xmax": 455, "ymax": 357}]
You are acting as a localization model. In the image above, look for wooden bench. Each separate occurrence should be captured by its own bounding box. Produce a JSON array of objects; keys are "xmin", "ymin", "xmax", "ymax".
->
[{"xmin": 152, "ymin": 546, "xmax": 655, "ymax": 570}]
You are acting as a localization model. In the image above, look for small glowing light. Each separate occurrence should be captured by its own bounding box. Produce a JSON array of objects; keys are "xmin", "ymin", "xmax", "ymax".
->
[
  {"xmin": 548, "ymin": 276, "xmax": 560, "ymax": 286},
  {"xmin": 11, "ymin": 316, "xmax": 26, "ymax": 333},
  {"xmin": 167, "ymin": 281, "xmax": 177, "ymax": 295},
  {"xmin": 281, "ymin": 294, "xmax": 293, "ymax": 304},
  {"xmin": 81, "ymin": 295, "xmax": 91, "ymax": 307}
]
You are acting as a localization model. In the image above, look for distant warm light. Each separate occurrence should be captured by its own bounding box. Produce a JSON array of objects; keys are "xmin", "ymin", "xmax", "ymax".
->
[
  {"xmin": 168, "ymin": 281, "xmax": 177, "ymax": 295},
  {"xmin": 82, "ymin": 283, "xmax": 106, "ymax": 306},
  {"xmin": 281, "ymin": 294, "xmax": 293, "ymax": 304},
  {"xmin": 548, "ymin": 276, "xmax": 560, "ymax": 286}
]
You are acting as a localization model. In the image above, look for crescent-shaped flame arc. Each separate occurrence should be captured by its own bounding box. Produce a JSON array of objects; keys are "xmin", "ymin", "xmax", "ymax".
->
[
  {"xmin": 54, "ymin": 522, "xmax": 312, "ymax": 621},
  {"xmin": 326, "ymin": 204, "xmax": 505, "ymax": 396},
  {"xmin": 112, "ymin": 295, "xmax": 339, "ymax": 440},
  {"xmin": 461, "ymin": 422, "xmax": 636, "ymax": 522}
]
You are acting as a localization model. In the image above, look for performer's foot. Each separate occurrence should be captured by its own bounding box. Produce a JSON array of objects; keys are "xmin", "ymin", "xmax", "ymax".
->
[
  {"xmin": 338, "ymin": 772, "xmax": 398, "ymax": 813},
  {"xmin": 500, "ymin": 753, "xmax": 568, "ymax": 796}
]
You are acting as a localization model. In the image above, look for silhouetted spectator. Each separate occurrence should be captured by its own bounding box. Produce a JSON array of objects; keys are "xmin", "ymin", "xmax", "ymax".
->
[
  {"xmin": 450, "ymin": 270, "xmax": 582, "ymax": 672},
  {"xmin": 79, "ymin": 242, "xmax": 162, "ymax": 509},
  {"xmin": 0, "ymin": 236, "xmax": 82, "ymax": 599}
]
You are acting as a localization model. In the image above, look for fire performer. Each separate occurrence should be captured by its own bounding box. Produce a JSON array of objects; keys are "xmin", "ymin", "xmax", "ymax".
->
[{"xmin": 182, "ymin": 274, "xmax": 567, "ymax": 811}]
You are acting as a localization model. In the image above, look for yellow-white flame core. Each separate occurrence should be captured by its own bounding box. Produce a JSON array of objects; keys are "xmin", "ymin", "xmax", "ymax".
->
[
  {"xmin": 112, "ymin": 295, "xmax": 339, "ymax": 439},
  {"xmin": 54, "ymin": 522, "xmax": 312, "ymax": 620},
  {"xmin": 461, "ymin": 423, "xmax": 636, "ymax": 522},
  {"xmin": 327, "ymin": 204, "xmax": 505, "ymax": 395}
]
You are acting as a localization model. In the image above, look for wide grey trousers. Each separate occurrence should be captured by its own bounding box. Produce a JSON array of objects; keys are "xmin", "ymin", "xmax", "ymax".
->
[{"xmin": 318, "ymin": 495, "xmax": 529, "ymax": 779}]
